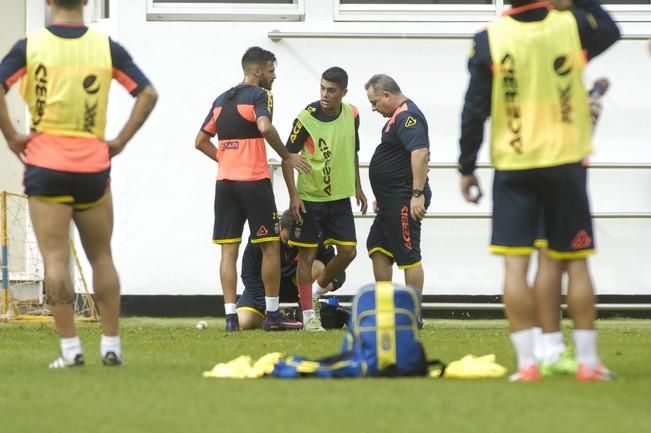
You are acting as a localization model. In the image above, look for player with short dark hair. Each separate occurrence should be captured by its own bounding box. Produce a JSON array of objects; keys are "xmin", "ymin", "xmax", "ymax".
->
[
  {"xmin": 241, "ymin": 46, "xmax": 277, "ymax": 70},
  {"xmin": 458, "ymin": 0, "xmax": 620, "ymax": 381},
  {"xmin": 281, "ymin": 66, "xmax": 367, "ymax": 331},
  {"xmin": 236, "ymin": 210, "xmax": 345, "ymax": 330},
  {"xmin": 364, "ymin": 74, "xmax": 430, "ymax": 321},
  {"xmin": 0, "ymin": 0, "xmax": 158, "ymax": 367},
  {"xmin": 195, "ymin": 46, "xmax": 310, "ymax": 332},
  {"xmin": 53, "ymin": 0, "xmax": 83, "ymax": 8}
]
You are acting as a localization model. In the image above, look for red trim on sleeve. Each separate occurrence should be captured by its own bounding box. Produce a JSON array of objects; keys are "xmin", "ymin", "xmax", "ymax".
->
[
  {"xmin": 384, "ymin": 102, "xmax": 409, "ymax": 133},
  {"xmin": 112, "ymin": 68, "xmax": 137, "ymax": 93},
  {"xmin": 204, "ymin": 106, "xmax": 222, "ymax": 135},
  {"xmin": 5, "ymin": 66, "xmax": 26, "ymax": 89},
  {"xmin": 237, "ymin": 104, "xmax": 256, "ymax": 122},
  {"xmin": 305, "ymin": 136, "xmax": 315, "ymax": 155}
]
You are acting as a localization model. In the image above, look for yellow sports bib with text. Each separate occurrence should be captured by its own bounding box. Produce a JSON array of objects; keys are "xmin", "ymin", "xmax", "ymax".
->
[
  {"xmin": 488, "ymin": 10, "xmax": 591, "ymax": 170},
  {"xmin": 20, "ymin": 28, "xmax": 112, "ymax": 139}
]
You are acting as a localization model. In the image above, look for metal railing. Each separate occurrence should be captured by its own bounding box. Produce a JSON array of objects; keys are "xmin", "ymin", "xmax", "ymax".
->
[
  {"xmin": 270, "ymin": 160, "xmax": 651, "ymax": 311},
  {"xmin": 269, "ymin": 30, "xmax": 649, "ymax": 42},
  {"xmin": 269, "ymin": 160, "xmax": 651, "ymax": 220}
]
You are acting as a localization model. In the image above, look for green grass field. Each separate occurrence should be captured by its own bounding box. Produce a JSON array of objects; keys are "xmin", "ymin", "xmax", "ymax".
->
[{"xmin": 2, "ymin": 318, "xmax": 650, "ymax": 433}]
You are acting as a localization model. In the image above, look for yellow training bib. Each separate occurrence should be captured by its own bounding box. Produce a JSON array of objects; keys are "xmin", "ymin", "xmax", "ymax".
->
[
  {"xmin": 20, "ymin": 28, "xmax": 112, "ymax": 139},
  {"xmin": 488, "ymin": 10, "xmax": 591, "ymax": 170}
]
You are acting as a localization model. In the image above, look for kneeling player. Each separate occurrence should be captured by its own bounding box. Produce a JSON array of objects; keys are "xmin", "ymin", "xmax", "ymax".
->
[{"xmin": 237, "ymin": 210, "xmax": 345, "ymax": 330}]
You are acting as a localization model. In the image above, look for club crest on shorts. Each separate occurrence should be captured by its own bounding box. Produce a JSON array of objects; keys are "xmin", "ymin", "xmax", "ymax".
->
[{"xmin": 256, "ymin": 225, "xmax": 269, "ymax": 237}]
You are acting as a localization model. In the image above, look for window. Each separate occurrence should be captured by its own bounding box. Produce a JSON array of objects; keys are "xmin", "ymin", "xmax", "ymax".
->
[
  {"xmin": 340, "ymin": 0, "xmax": 490, "ymax": 3},
  {"xmin": 154, "ymin": 0, "xmax": 293, "ymax": 3},
  {"xmin": 94, "ymin": 0, "xmax": 110, "ymax": 20},
  {"xmin": 146, "ymin": 0, "xmax": 304, "ymax": 21},
  {"xmin": 335, "ymin": 0, "xmax": 499, "ymax": 22},
  {"xmin": 335, "ymin": 0, "xmax": 651, "ymax": 24},
  {"xmin": 603, "ymin": 0, "xmax": 651, "ymax": 3}
]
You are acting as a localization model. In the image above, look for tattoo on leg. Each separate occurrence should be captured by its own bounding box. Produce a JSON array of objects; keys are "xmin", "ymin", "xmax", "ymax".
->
[{"xmin": 46, "ymin": 280, "xmax": 75, "ymax": 306}]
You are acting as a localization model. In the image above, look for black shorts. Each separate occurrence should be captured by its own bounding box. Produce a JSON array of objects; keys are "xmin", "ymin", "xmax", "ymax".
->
[
  {"xmin": 491, "ymin": 162, "xmax": 594, "ymax": 259},
  {"xmin": 366, "ymin": 203, "xmax": 423, "ymax": 269},
  {"xmin": 289, "ymin": 198, "xmax": 356, "ymax": 248},
  {"xmin": 533, "ymin": 209, "xmax": 548, "ymax": 249},
  {"xmin": 236, "ymin": 269, "xmax": 345, "ymax": 315},
  {"xmin": 236, "ymin": 274, "xmax": 297, "ymax": 317},
  {"xmin": 23, "ymin": 164, "xmax": 110, "ymax": 210},
  {"xmin": 213, "ymin": 179, "xmax": 279, "ymax": 244}
]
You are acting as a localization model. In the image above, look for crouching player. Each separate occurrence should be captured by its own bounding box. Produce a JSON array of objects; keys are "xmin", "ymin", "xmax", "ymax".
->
[{"xmin": 237, "ymin": 210, "xmax": 346, "ymax": 330}]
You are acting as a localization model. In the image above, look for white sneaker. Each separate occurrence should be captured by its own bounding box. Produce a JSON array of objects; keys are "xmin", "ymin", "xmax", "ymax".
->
[
  {"xmin": 302, "ymin": 311, "xmax": 325, "ymax": 332},
  {"xmin": 49, "ymin": 353, "xmax": 85, "ymax": 369}
]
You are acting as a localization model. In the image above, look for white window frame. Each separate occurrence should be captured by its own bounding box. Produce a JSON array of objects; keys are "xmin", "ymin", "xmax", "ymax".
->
[
  {"xmin": 605, "ymin": 4, "xmax": 651, "ymax": 23},
  {"xmin": 334, "ymin": 0, "xmax": 651, "ymax": 24},
  {"xmin": 335, "ymin": 0, "xmax": 499, "ymax": 22},
  {"xmin": 146, "ymin": 0, "xmax": 305, "ymax": 21},
  {"xmin": 91, "ymin": 0, "xmax": 111, "ymax": 22}
]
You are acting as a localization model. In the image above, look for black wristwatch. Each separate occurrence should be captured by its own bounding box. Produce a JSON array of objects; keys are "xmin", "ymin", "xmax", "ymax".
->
[{"xmin": 412, "ymin": 189, "xmax": 424, "ymax": 198}]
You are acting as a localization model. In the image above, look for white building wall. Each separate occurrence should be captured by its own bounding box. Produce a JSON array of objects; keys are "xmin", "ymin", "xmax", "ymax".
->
[{"xmin": 15, "ymin": 1, "xmax": 651, "ymax": 296}]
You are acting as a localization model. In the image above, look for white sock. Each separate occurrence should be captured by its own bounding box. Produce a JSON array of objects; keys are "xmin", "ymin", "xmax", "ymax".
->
[
  {"xmin": 573, "ymin": 329, "xmax": 600, "ymax": 368},
  {"xmin": 224, "ymin": 303, "xmax": 237, "ymax": 315},
  {"xmin": 60, "ymin": 336, "xmax": 82, "ymax": 362},
  {"xmin": 542, "ymin": 332, "xmax": 566, "ymax": 364},
  {"xmin": 101, "ymin": 335, "xmax": 121, "ymax": 359},
  {"xmin": 510, "ymin": 328, "xmax": 537, "ymax": 370},
  {"xmin": 303, "ymin": 309, "xmax": 315, "ymax": 320},
  {"xmin": 312, "ymin": 281, "xmax": 329, "ymax": 298},
  {"xmin": 532, "ymin": 327, "xmax": 544, "ymax": 362},
  {"xmin": 265, "ymin": 296, "xmax": 279, "ymax": 313}
]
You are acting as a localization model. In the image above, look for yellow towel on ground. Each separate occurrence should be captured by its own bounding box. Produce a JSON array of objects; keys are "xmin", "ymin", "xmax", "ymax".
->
[
  {"xmin": 437, "ymin": 354, "xmax": 507, "ymax": 379},
  {"xmin": 203, "ymin": 352, "xmax": 284, "ymax": 379}
]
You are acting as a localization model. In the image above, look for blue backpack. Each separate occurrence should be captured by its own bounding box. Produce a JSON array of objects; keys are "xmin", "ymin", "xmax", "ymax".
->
[{"xmin": 271, "ymin": 282, "xmax": 444, "ymax": 378}]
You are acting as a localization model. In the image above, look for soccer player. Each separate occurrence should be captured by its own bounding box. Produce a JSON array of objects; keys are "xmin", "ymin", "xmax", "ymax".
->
[
  {"xmin": 458, "ymin": 0, "xmax": 620, "ymax": 381},
  {"xmin": 364, "ymin": 74, "xmax": 430, "ymax": 322},
  {"xmin": 0, "ymin": 0, "xmax": 158, "ymax": 367},
  {"xmin": 533, "ymin": 77, "xmax": 610, "ymax": 376},
  {"xmin": 195, "ymin": 47, "xmax": 309, "ymax": 332},
  {"xmin": 281, "ymin": 67, "xmax": 366, "ymax": 331},
  {"xmin": 236, "ymin": 210, "xmax": 345, "ymax": 330}
]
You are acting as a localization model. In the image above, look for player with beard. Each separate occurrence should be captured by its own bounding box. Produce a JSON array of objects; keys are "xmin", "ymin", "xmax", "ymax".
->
[{"xmin": 195, "ymin": 47, "xmax": 310, "ymax": 332}]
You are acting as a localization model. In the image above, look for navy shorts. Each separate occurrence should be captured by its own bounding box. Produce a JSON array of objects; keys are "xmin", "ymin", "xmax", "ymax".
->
[
  {"xmin": 533, "ymin": 209, "xmax": 548, "ymax": 249},
  {"xmin": 237, "ymin": 268, "xmax": 345, "ymax": 315},
  {"xmin": 491, "ymin": 162, "xmax": 594, "ymax": 259},
  {"xmin": 23, "ymin": 164, "xmax": 110, "ymax": 210},
  {"xmin": 366, "ymin": 203, "xmax": 423, "ymax": 269},
  {"xmin": 236, "ymin": 275, "xmax": 297, "ymax": 317},
  {"xmin": 213, "ymin": 179, "xmax": 279, "ymax": 244},
  {"xmin": 289, "ymin": 198, "xmax": 356, "ymax": 248}
]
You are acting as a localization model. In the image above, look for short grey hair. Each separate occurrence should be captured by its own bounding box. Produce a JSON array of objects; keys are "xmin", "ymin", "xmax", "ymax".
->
[{"xmin": 364, "ymin": 74, "xmax": 401, "ymax": 94}]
